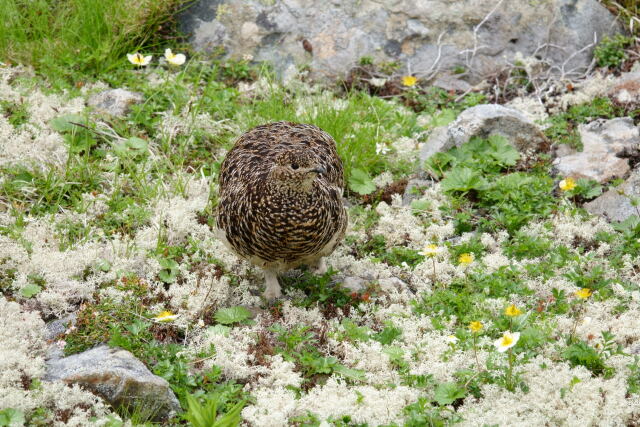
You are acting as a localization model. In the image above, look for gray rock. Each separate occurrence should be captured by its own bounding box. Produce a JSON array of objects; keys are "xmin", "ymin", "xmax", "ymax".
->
[
  {"xmin": 44, "ymin": 345, "xmax": 181, "ymax": 421},
  {"xmin": 609, "ymin": 71, "xmax": 640, "ymax": 108},
  {"xmin": 420, "ymin": 104, "xmax": 548, "ymax": 163},
  {"xmin": 378, "ymin": 277, "xmax": 410, "ymax": 292},
  {"xmin": 88, "ymin": 89, "xmax": 143, "ymax": 117},
  {"xmin": 585, "ymin": 169, "xmax": 640, "ymax": 222},
  {"xmin": 44, "ymin": 314, "xmax": 77, "ymax": 342},
  {"xmin": 553, "ymin": 118, "xmax": 640, "ymax": 183},
  {"xmin": 179, "ymin": 0, "xmax": 622, "ymax": 82},
  {"xmin": 402, "ymin": 178, "xmax": 432, "ymax": 206},
  {"xmin": 44, "ymin": 314, "xmax": 77, "ymax": 361},
  {"xmin": 342, "ymin": 276, "xmax": 367, "ymax": 293}
]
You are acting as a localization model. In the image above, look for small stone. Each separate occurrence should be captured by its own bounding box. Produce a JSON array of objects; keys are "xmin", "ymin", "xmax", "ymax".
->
[
  {"xmin": 88, "ymin": 89, "xmax": 143, "ymax": 117},
  {"xmin": 553, "ymin": 118, "xmax": 640, "ymax": 183},
  {"xmin": 378, "ymin": 277, "xmax": 409, "ymax": 292},
  {"xmin": 44, "ymin": 345, "xmax": 181, "ymax": 421},
  {"xmin": 420, "ymin": 104, "xmax": 548, "ymax": 163},
  {"xmin": 44, "ymin": 314, "xmax": 77, "ymax": 342},
  {"xmin": 402, "ymin": 178, "xmax": 432, "ymax": 206},
  {"xmin": 44, "ymin": 314, "xmax": 77, "ymax": 361},
  {"xmin": 584, "ymin": 168, "xmax": 640, "ymax": 222},
  {"xmin": 341, "ymin": 276, "xmax": 367, "ymax": 293},
  {"xmin": 609, "ymin": 71, "xmax": 640, "ymax": 108}
]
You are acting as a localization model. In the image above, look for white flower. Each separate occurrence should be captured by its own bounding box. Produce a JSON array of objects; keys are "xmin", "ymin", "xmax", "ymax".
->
[
  {"xmin": 376, "ymin": 142, "xmax": 390, "ymax": 155},
  {"xmin": 370, "ymin": 77, "xmax": 387, "ymax": 87},
  {"xmin": 164, "ymin": 49, "xmax": 186, "ymax": 66},
  {"xmin": 127, "ymin": 52, "xmax": 152, "ymax": 66},
  {"xmin": 494, "ymin": 331, "xmax": 520, "ymax": 352},
  {"xmin": 446, "ymin": 335, "xmax": 459, "ymax": 344}
]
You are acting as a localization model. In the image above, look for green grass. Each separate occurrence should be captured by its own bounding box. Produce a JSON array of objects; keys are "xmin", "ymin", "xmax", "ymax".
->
[{"xmin": 0, "ymin": 0, "xmax": 188, "ymax": 87}]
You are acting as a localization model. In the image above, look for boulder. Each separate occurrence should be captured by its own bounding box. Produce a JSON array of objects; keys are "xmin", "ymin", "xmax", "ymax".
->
[
  {"xmin": 584, "ymin": 169, "xmax": 640, "ymax": 222},
  {"xmin": 553, "ymin": 118, "xmax": 640, "ymax": 183},
  {"xmin": 179, "ymin": 0, "xmax": 622, "ymax": 81},
  {"xmin": 88, "ymin": 89, "xmax": 143, "ymax": 117},
  {"xmin": 420, "ymin": 104, "xmax": 548, "ymax": 162},
  {"xmin": 44, "ymin": 345, "xmax": 181, "ymax": 422}
]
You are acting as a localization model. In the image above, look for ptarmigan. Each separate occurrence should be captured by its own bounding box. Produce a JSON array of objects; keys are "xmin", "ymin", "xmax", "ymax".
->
[{"xmin": 216, "ymin": 121, "xmax": 348, "ymax": 299}]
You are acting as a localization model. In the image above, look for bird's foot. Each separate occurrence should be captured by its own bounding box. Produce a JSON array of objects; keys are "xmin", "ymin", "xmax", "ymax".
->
[
  {"xmin": 262, "ymin": 270, "xmax": 282, "ymax": 300},
  {"xmin": 310, "ymin": 258, "xmax": 328, "ymax": 275}
]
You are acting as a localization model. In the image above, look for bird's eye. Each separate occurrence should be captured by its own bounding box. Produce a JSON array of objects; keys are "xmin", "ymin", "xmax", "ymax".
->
[{"xmin": 291, "ymin": 163, "xmax": 299, "ymax": 170}]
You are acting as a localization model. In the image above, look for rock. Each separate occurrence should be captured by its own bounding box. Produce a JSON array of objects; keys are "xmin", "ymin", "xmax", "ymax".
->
[
  {"xmin": 342, "ymin": 276, "xmax": 367, "ymax": 293},
  {"xmin": 402, "ymin": 178, "xmax": 432, "ymax": 206},
  {"xmin": 44, "ymin": 314, "xmax": 77, "ymax": 361},
  {"xmin": 179, "ymin": 0, "xmax": 621, "ymax": 81},
  {"xmin": 420, "ymin": 104, "xmax": 548, "ymax": 162},
  {"xmin": 378, "ymin": 277, "xmax": 410, "ymax": 293},
  {"xmin": 584, "ymin": 169, "xmax": 640, "ymax": 222},
  {"xmin": 553, "ymin": 118, "xmax": 640, "ymax": 183},
  {"xmin": 44, "ymin": 314, "xmax": 77, "ymax": 342},
  {"xmin": 88, "ymin": 89, "xmax": 143, "ymax": 117},
  {"xmin": 44, "ymin": 345, "xmax": 181, "ymax": 421},
  {"xmin": 609, "ymin": 71, "xmax": 640, "ymax": 110}
]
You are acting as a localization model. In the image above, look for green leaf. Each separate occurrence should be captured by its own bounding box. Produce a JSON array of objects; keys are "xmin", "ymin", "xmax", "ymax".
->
[
  {"xmin": 158, "ymin": 269, "xmax": 177, "ymax": 283},
  {"xmin": 208, "ymin": 324, "xmax": 231, "ymax": 337},
  {"xmin": 0, "ymin": 408, "xmax": 25, "ymax": 427},
  {"xmin": 440, "ymin": 167, "xmax": 488, "ymax": 192},
  {"xmin": 486, "ymin": 134, "xmax": 520, "ymax": 166},
  {"xmin": 341, "ymin": 319, "xmax": 371, "ymax": 342},
  {"xmin": 159, "ymin": 258, "xmax": 179, "ymax": 269},
  {"xmin": 372, "ymin": 325, "xmax": 402, "ymax": 345},
  {"xmin": 410, "ymin": 199, "xmax": 431, "ymax": 211},
  {"xmin": 50, "ymin": 114, "xmax": 87, "ymax": 133},
  {"xmin": 333, "ymin": 364, "xmax": 366, "ymax": 382},
  {"xmin": 433, "ymin": 382, "xmax": 467, "ymax": 406},
  {"xmin": 20, "ymin": 283, "xmax": 42, "ymax": 298},
  {"xmin": 348, "ymin": 168, "xmax": 376, "ymax": 195},
  {"xmin": 424, "ymin": 151, "xmax": 456, "ymax": 178},
  {"xmin": 214, "ymin": 306, "xmax": 252, "ymax": 325},
  {"xmin": 575, "ymin": 178, "xmax": 602, "ymax": 199},
  {"xmin": 429, "ymin": 109, "xmax": 457, "ymax": 128},
  {"xmin": 113, "ymin": 137, "xmax": 149, "ymax": 158}
]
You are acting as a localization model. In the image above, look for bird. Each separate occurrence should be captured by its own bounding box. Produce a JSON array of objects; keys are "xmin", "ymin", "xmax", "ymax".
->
[{"xmin": 216, "ymin": 121, "xmax": 348, "ymax": 299}]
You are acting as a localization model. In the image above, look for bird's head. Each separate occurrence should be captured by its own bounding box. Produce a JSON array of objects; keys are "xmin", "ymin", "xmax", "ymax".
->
[{"xmin": 269, "ymin": 149, "xmax": 326, "ymax": 192}]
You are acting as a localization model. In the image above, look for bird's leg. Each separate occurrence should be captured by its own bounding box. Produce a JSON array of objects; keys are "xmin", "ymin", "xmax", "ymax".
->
[
  {"xmin": 310, "ymin": 257, "xmax": 328, "ymax": 275},
  {"xmin": 262, "ymin": 269, "xmax": 282, "ymax": 300}
]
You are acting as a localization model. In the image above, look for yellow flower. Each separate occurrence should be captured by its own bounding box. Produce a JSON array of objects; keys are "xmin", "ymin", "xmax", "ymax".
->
[
  {"xmin": 164, "ymin": 48, "xmax": 186, "ymax": 66},
  {"xmin": 575, "ymin": 288, "xmax": 593, "ymax": 300},
  {"xmin": 401, "ymin": 75, "xmax": 418, "ymax": 87},
  {"xmin": 127, "ymin": 52, "xmax": 152, "ymax": 66},
  {"xmin": 153, "ymin": 310, "xmax": 178, "ymax": 322},
  {"xmin": 559, "ymin": 177, "xmax": 576, "ymax": 191},
  {"xmin": 504, "ymin": 304, "xmax": 523, "ymax": 317},
  {"xmin": 469, "ymin": 321, "xmax": 483, "ymax": 333},
  {"xmin": 458, "ymin": 253, "xmax": 474, "ymax": 265},
  {"xmin": 494, "ymin": 331, "xmax": 520, "ymax": 352},
  {"xmin": 420, "ymin": 244, "xmax": 439, "ymax": 258}
]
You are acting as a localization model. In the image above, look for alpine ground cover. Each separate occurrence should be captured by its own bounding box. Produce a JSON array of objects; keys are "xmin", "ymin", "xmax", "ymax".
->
[{"xmin": 1, "ymin": 19, "xmax": 640, "ymax": 427}]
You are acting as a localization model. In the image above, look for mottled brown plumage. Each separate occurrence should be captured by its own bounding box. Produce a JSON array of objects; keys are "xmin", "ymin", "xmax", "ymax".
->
[{"xmin": 216, "ymin": 121, "xmax": 348, "ymax": 299}]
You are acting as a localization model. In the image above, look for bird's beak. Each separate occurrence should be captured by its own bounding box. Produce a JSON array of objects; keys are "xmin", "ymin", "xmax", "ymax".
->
[{"xmin": 310, "ymin": 166, "xmax": 326, "ymax": 175}]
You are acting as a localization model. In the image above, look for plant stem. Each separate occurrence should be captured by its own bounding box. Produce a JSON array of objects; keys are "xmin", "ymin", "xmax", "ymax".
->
[
  {"xmin": 507, "ymin": 348, "xmax": 514, "ymax": 391},
  {"xmin": 473, "ymin": 333, "xmax": 481, "ymax": 371},
  {"xmin": 432, "ymin": 257, "xmax": 436, "ymax": 283}
]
